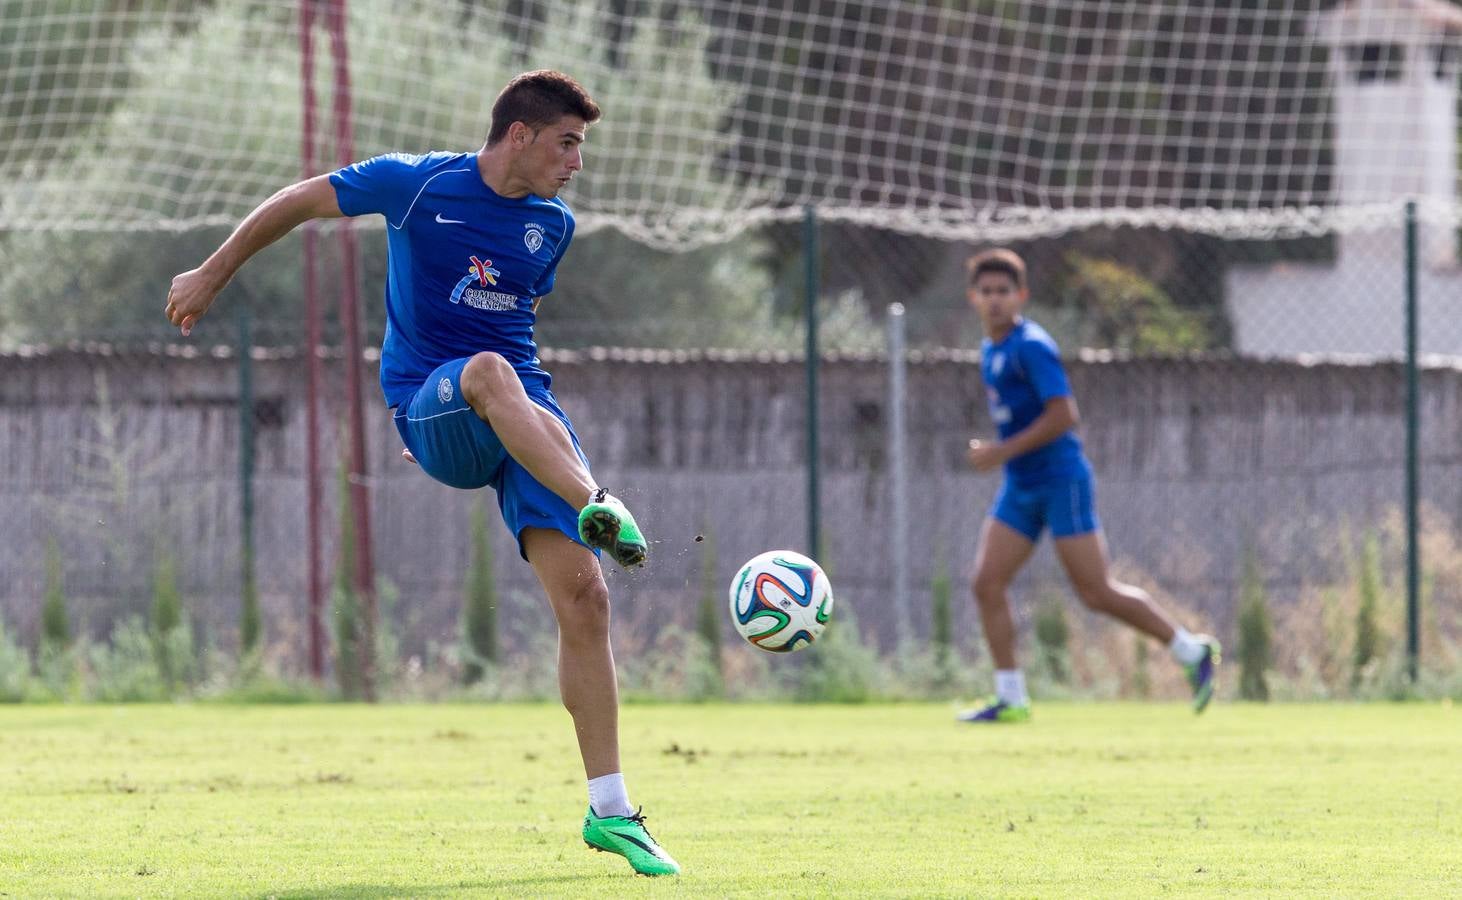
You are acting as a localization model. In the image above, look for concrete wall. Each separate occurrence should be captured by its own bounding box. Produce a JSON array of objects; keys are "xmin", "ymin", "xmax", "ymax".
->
[{"xmin": 2, "ymin": 345, "xmax": 1458, "ymax": 662}]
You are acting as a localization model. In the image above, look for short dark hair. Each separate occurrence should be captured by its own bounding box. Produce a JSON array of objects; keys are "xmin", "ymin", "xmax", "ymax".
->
[
  {"xmin": 966, "ymin": 248, "xmax": 1027, "ymax": 290},
  {"xmin": 486, "ymin": 70, "xmax": 601, "ymax": 145}
]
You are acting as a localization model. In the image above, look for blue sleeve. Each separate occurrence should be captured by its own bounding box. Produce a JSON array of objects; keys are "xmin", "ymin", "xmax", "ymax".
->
[
  {"xmin": 530, "ymin": 216, "xmax": 575, "ymax": 297},
  {"xmin": 1018, "ymin": 335, "xmax": 1072, "ymax": 402},
  {"xmin": 328, "ymin": 153, "xmax": 421, "ymax": 225}
]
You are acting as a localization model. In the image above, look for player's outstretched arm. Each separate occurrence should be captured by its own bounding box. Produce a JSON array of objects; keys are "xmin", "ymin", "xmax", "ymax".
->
[{"xmin": 165, "ymin": 174, "xmax": 343, "ymax": 336}]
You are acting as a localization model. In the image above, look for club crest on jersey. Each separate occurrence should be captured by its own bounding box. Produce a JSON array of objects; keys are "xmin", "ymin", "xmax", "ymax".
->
[
  {"xmin": 437, "ymin": 377, "xmax": 453, "ymax": 404},
  {"xmin": 524, "ymin": 224, "xmax": 544, "ymax": 254}
]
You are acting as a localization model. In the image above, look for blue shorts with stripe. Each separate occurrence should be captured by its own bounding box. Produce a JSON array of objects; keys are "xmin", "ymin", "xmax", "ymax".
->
[
  {"xmin": 991, "ymin": 466, "xmax": 1100, "ymax": 542},
  {"xmin": 391, "ymin": 357, "xmax": 592, "ymax": 560}
]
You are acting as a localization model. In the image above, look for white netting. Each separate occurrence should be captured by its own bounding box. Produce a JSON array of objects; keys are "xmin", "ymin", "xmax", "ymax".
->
[{"xmin": 2, "ymin": 0, "xmax": 1460, "ymax": 248}]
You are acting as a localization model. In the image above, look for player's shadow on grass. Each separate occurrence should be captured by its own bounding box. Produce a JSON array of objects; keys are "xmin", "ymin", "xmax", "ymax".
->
[{"xmin": 257, "ymin": 875, "xmax": 599, "ymax": 898}]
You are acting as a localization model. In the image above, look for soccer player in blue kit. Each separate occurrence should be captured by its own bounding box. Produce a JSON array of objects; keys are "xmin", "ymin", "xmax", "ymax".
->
[
  {"xmin": 165, "ymin": 70, "xmax": 678, "ymax": 875},
  {"xmin": 958, "ymin": 249, "xmax": 1219, "ymax": 723}
]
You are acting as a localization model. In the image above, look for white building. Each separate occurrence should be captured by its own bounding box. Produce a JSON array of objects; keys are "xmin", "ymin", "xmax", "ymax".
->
[{"xmin": 1226, "ymin": 0, "xmax": 1462, "ymax": 357}]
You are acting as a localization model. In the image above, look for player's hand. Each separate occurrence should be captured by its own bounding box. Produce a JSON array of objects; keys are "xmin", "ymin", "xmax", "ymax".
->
[
  {"xmin": 165, "ymin": 266, "xmax": 225, "ymax": 337},
  {"xmin": 966, "ymin": 438, "xmax": 1006, "ymax": 472},
  {"xmin": 401, "ymin": 448, "xmax": 418, "ymax": 465}
]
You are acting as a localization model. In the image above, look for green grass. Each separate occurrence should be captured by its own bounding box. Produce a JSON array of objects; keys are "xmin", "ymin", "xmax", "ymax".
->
[{"xmin": 2, "ymin": 702, "xmax": 1460, "ymax": 897}]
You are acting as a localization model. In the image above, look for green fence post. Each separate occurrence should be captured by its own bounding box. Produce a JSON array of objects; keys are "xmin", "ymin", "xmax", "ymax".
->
[
  {"xmin": 1404, "ymin": 200, "xmax": 1419, "ymax": 684},
  {"xmin": 237, "ymin": 300, "xmax": 259, "ymax": 655}
]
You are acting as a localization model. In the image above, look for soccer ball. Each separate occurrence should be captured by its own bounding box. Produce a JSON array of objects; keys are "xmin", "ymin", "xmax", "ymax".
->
[{"xmin": 728, "ymin": 550, "xmax": 834, "ymax": 653}]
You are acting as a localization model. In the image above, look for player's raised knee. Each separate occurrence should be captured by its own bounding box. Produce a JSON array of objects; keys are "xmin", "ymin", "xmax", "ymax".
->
[{"xmin": 459, "ymin": 351, "xmax": 516, "ymax": 410}]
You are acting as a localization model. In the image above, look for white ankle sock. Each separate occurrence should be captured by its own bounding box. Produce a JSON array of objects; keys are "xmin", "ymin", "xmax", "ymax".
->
[
  {"xmin": 1169, "ymin": 628, "xmax": 1206, "ymax": 666},
  {"xmin": 588, "ymin": 772, "xmax": 633, "ymax": 818},
  {"xmin": 995, "ymin": 669, "xmax": 1028, "ymax": 706}
]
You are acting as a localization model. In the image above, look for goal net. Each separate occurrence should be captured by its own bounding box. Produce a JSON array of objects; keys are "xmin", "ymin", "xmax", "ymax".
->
[{"xmin": 4, "ymin": 0, "xmax": 1459, "ymax": 249}]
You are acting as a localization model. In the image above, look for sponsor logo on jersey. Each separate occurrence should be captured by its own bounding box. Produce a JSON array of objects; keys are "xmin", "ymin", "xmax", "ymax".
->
[
  {"xmin": 448, "ymin": 255, "xmax": 520, "ymax": 311},
  {"xmin": 987, "ymin": 387, "xmax": 1012, "ymax": 425},
  {"xmin": 468, "ymin": 256, "xmax": 499, "ymax": 286}
]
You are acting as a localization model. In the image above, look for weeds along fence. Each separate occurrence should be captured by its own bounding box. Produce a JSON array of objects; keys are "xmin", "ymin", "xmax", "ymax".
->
[{"xmin": 2, "ymin": 343, "xmax": 1459, "ymax": 683}]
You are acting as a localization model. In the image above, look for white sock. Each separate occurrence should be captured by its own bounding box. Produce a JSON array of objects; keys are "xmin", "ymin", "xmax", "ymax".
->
[
  {"xmin": 588, "ymin": 772, "xmax": 633, "ymax": 818},
  {"xmin": 994, "ymin": 669, "xmax": 1028, "ymax": 706},
  {"xmin": 1169, "ymin": 628, "xmax": 1207, "ymax": 666}
]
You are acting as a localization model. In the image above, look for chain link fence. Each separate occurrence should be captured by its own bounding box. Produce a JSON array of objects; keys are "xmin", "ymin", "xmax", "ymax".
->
[{"xmin": 3, "ymin": 212, "xmax": 1459, "ymax": 699}]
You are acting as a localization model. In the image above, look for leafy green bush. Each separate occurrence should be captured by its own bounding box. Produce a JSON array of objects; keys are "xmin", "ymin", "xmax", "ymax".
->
[
  {"xmin": 619, "ymin": 625, "xmax": 724, "ymax": 703},
  {"xmin": 86, "ymin": 616, "xmax": 167, "ymax": 702},
  {"xmin": 0, "ymin": 616, "xmax": 31, "ymax": 702},
  {"xmin": 795, "ymin": 606, "xmax": 882, "ymax": 703}
]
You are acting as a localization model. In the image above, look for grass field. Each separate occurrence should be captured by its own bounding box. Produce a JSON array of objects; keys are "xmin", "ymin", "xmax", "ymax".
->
[{"xmin": 2, "ymin": 702, "xmax": 1459, "ymax": 897}]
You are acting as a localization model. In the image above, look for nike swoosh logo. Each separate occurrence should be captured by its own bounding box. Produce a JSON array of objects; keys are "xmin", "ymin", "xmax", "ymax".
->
[
  {"xmin": 605, "ymin": 830, "xmax": 655, "ymax": 854},
  {"xmin": 435, "ymin": 213, "xmax": 465, "ymax": 224}
]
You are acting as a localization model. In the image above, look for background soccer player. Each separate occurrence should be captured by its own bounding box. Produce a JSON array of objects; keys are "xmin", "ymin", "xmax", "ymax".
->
[
  {"xmin": 959, "ymin": 248, "xmax": 1220, "ymax": 723},
  {"xmin": 164, "ymin": 70, "xmax": 677, "ymax": 876}
]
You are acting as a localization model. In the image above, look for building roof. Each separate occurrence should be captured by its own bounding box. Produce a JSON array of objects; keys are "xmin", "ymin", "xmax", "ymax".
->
[{"xmin": 1319, "ymin": 0, "xmax": 1462, "ymax": 38}]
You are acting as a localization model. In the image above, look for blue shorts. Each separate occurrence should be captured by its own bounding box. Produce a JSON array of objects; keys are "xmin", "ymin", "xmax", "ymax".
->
[
  {"xmin": 991, "ymin": 470, "xmax": 1100, "ymax": 542},
  {"xmin": 392, "ymin": 357, "xmax": 592, "ymax": 560}
]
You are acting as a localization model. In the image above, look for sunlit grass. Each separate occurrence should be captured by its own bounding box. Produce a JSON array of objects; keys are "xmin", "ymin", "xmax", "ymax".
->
[{"xmin": 2, "ymin": 703, "xmax": 1459, "ymax": 896}]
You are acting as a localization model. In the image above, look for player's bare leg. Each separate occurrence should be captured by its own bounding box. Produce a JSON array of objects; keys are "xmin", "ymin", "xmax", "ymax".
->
[
  {"xmin": 971, "ymin": 518, "xmax": 1038, "ymax": 670},
  {"xmin": 463, "ymin": 352, "xmax": 648, "ymax": 567},
  {"xmin": 524, "ymin": 527, "xmax": 620, "ymax": 777},
  {"xmin": 523, "ymin": 527, "xmax": 679, "ymax": 875},
  {"xmin": 1054, "ymin": 530, "xmax": 1220, "ymax": 711},
  {"xmin": 961, "ymin": 518, "xmax": 1037, "ymax": 722},
  {"xmin": 1052, "ymin": 530, "xmax": 1176, "ymax": 642}
]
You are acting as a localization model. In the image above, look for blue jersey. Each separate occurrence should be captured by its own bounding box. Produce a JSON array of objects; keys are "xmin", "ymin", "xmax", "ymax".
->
[
  {"xmin": 980, "ymin": 318, "xmax": 1086, "ymax": 485},
  {"xmin": 330, "ymin": 151, "xmax": 574, "ymax": 407}
]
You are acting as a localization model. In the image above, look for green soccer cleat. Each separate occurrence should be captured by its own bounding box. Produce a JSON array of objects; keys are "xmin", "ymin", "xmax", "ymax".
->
[
  {"xmin": 577, "ymin": 489, "xmax": 648, "ymax": 569},
  {"xmin": 957, "ymin": 698, "xmax": 1032, "ymax": 723},
  {"xmin": 582, "ymin": 807, "xmax": 680, "ymax": 876},
  {"xmin": 1185, "ymin": 636, "xmax": 1221, "ymax": 714}
]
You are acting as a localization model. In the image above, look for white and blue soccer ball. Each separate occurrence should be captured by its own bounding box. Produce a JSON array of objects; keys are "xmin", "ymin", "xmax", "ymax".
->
[{"xmin": 728, "ymin": 550, "xmax": 834, "ymax": 653}]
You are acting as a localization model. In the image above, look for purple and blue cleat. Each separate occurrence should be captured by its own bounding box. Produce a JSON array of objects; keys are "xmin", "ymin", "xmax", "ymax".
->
[
  {"xmin": 956, "ymin": 698, "xmax": 1031, "ymax": 724},
  {"xmin": 1186, "ymin": 637, "xmax": 1221, "ymax": 713}
]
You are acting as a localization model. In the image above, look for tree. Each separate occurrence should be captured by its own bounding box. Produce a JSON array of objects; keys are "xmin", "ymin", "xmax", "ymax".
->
[
  {"xmin": 1237, "ymin": 544, "xmax": 1272, "ymax": 701},
  {"xmin": 149, "ymin": 545, "xmax": 190, "ymax": 693},
  {"xmin": 1033, "ymin": 589, "xmax": 1070, "ymax": 684},
  {"xmin": 332, "ymin": 463, "xmax": 365, "ymax": 700},
  {"xmin": 1352, "ymin": 532, "xmax": 1383, "ymax": 690},
  {"xmin": 0, "ymin": 0, "xmax": 781, "ymax": 351},
  {"xmin": 695, "ymin": 528, "xmax": 722, "ymax": 692},
  {"xmin": 1053, "ymin": 253, "xmax": 1212, "ymax": 354},
  {"xmin": 41, "ymin": 537, "xmax": 70, "ymax": 652},
  {"xmin": 929, "ymin": 555, "xmax": 953, "ymax": 685},
  {"xmin": 462, "ymin": 502, "xmax": 498, "ymax": 684}
]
